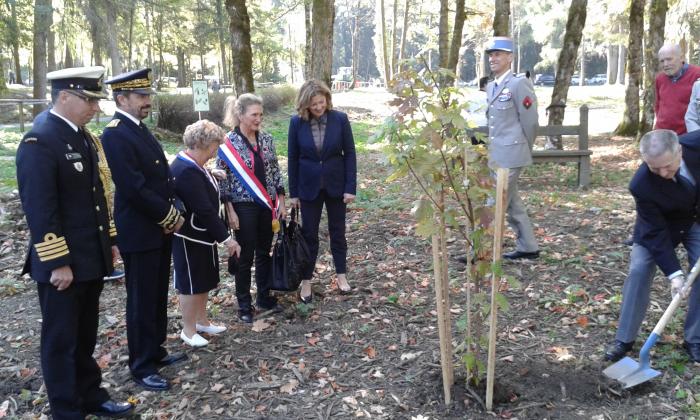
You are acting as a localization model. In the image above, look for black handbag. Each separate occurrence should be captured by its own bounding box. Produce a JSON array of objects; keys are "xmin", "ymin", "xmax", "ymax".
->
[{"xmin": 270, "ymin": 208, "xmax": 311, "ymax": 291}]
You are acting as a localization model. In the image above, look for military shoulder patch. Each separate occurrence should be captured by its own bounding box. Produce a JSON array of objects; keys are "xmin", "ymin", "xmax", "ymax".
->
[
  {"xmin": 106, "ymin": 119, "xmax": 120, "ymax": 128},
  {"xmin": 23, "ymin": 137, "xmax": 38, "ymax": 143},
  {"xmin": 522, "ymin": 96, "xmax": 533, "ymax": 109}
]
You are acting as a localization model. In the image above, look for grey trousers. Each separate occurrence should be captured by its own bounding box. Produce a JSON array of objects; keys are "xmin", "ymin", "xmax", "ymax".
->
[
  {"xmin": 506, "ymin": 167, "xmax": 538, "ymax": 252},
  {"xmin": 616, "ymin": 223, "xmax": 700, "ymax": 344}
]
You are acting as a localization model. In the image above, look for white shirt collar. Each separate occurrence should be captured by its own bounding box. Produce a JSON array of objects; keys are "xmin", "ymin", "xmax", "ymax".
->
[
  {"xmin": 115, "ymin": 108, "xmax": 142, "ymax": 126},
  {"xmin": 494, "ymin": 70, "xmax": 511, "ymax": 86},
  {"xmin": 49, "ymin": 109, "xmax": 79, "ymax": 132}
]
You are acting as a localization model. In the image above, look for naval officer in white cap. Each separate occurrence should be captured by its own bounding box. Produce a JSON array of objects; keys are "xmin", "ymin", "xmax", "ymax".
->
[{"xmin": 15, "ymin": 66, "xmax": 134, "ymax": 419}]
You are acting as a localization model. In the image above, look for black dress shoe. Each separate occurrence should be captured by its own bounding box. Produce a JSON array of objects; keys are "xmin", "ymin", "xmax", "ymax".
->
[
  {"xmin": 604, "ymin": 340, "xmax": 634, "ymax": 362},
  {"xmin": 684, "ymin": 342, "xmax": 700, "ymax": 363},
  {"xmin": 87, "ymin": 400, "xmax": 135, "ymax": 418},
  {"xmin": 157, "ymin": 352, "xmax": 187, "ymax": 367},
  {"xmin": 133, "ymin": 373, "xmax": 170, "ymax": 391},
  {"xmin": 503, "ymin": 250, "xmax": 540, "ymax": 260},
  {"xmin": 239, "ymin": 311, "xmax": 254, "ymax": 324}
]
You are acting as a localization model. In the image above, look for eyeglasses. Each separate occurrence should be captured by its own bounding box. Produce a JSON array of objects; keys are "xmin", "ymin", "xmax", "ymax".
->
[{"xmin": 66, "ymin": 91, "xmax": 101, "ymax": 105}]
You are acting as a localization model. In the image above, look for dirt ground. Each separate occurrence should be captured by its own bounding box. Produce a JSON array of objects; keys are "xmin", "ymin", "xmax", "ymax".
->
[{"xmin": 2, "ymin": 94, "xmax": 699, "ymax": 419}]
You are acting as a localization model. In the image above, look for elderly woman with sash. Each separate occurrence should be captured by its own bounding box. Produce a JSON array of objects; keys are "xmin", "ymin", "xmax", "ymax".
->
[
  {"xmin": 171, "ymin": 120, "xmax": 241, "ymax": 347},
  {"xmin": 217, "ymin": 94, "xmax": 287, "ymax": 324}
]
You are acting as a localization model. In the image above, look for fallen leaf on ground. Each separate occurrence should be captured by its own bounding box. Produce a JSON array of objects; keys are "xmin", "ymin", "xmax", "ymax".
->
[
  {"xmin": 252, "ymin": 319, "xmax": 271, "ymax": 332},
  {"xmin": 280, "ymin": 379, "xmax": 299, "ymax": 394}
]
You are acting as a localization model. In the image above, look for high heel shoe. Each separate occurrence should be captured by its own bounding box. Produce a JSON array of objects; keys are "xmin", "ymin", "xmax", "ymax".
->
[{"xmin": 299, "ymin": 289, "xmax": 313, "ymax": 304}]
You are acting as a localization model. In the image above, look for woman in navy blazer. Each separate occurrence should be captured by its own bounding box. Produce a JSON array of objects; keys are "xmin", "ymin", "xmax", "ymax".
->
[
  {"xmin": 288, "ymin": 80, "xmax": 357, "ymax": 302},
  {"xmin": 171, "ymin": 120, "xmax": 240, "ymax": 347}
]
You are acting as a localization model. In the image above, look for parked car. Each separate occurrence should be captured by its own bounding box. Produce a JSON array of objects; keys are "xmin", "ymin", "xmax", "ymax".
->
[
  {"xmin": 570, "ymin": 74, "xmax": 581, "ymax": 85},
  {"xmin": 535, "ymin": 73, "xmax": 555, "ymax": 86},
  {"xmin": 587, "ymin": 73, "xmax": 607, "ymax": 85}
]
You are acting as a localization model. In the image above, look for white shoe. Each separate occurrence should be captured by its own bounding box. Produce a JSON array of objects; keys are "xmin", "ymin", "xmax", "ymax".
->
[
  {"xmin": 180, "ymin": 331, "xmax": 208, "ymax": 347},
  {"xmin": 196, "ymin": 323, "xmax": 227, "ymax": 335}
]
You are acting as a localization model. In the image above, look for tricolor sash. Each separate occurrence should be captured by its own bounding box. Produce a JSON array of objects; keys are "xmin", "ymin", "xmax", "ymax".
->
[{"xmin": 218, "ymin": 137, "xmax": 279, "ymax": 225}]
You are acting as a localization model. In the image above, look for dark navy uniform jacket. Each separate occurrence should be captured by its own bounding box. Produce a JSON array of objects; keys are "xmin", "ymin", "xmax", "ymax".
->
[
  {"xmin": 101, "ymin": 112, "xmax": 178, "ymax": 253},
  {"xmin": 16, "ymin": 112, "xmax": 114, "ymax": 283},
  {"xmin": 171, "ymin": 157, "xmax": 229, "ymax": 245},
  {"xmin": 631, "ymin": 130, "xmax": 700, "ymax": 276}
]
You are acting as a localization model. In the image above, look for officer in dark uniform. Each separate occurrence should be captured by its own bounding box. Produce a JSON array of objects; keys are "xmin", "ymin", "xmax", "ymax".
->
[
  {"xmin": 101, "ymin": 68, "xmax": 186, "ymax": 391},
  {"xmin": 16, "ymin": 66, "xmax": 134, "ymax": 419}
]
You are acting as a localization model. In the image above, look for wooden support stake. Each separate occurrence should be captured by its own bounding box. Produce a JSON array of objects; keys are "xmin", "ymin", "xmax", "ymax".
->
[
  {"xmin": 432, "ymin": 190, "xmax": 453, "ymax": 405},
  {"xmin": 486, "ymin": 168, "xmax": 509, "ymax": 411}
]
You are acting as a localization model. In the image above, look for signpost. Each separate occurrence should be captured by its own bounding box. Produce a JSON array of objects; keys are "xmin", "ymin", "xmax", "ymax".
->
[{"xmin": 192, "ymin": 80, "xmax": 210, "ymax": 119}]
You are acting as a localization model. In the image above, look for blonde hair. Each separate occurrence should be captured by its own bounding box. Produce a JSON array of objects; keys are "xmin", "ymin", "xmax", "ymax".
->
[
  {"xmin": 183, "ymin": 119, "xmax": 226, "ymax": 150},
  {"xmin": 295, "ymin": 80, "xmax": 333, "ymax": 121},
  {"xmin": 222, "ymin": 93, "xmax": 264, "ymax": 128}
]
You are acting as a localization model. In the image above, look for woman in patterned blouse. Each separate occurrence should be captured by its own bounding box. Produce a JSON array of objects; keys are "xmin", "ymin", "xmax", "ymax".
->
[{"xmin": 217, "ymin": 93, "xmax": 286, "ymax": 324}]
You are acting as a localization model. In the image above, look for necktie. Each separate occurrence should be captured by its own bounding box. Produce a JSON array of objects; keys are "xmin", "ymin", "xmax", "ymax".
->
[{"xmin": 492, "ymin": 82, "xmax": 498, "ymax": 97}]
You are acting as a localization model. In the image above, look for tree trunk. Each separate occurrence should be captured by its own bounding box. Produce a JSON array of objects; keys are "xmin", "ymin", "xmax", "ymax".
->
[
  {"xmin": 390, "ymin": 0, "xmax": 398, "ymax": 75},
  {"xmin": 351, "ymin": 13, "xmax": 359, "ymax": 85},
  {"xmin": 105, "ymin": 1, "xmax": 122, "ymax": 76},
  {"xmin": 639, "ymin": 0, "xmax": 668, "ymax": 137},
  {"xmin": 379, "ymin": 0, "xmax": 391, "ymax": 84},
  {"xmin": 546, "ymin": 0, "xmax": 587, "ymax": 150},
  {"xmin": 397, "ymin": 0, "xmax": 410, "ymax": 73},
  {"xmin": 579, "ymin": 39, "xmax": 585, "ymax": 86},
  {"xmin": 127, "ymin": 2, "xmax": 135, "ymax": 71},
  {"xmin": 447, "ymin": 0, "xmax": 466, "ymax": 72},
  {"xmin": 145, "ymin": 4, "xmax": 153, "ymax": 71},
  {"xmin": 86, "ymin": 0, "xmax": 103, "ymax": 67},
  {"xmin": 226, "ymin": 0, "xmax": 255, "ymax": 94},
  {"xmin": 310, "ymin": 0, "xmax": 335, "ymax": 87},
  {"xmin": 216, "ymin": 0, "xmax": 228, "ymax": 84},
  {"xmin": 9, "ymin": 0, "xmax": 24, "ymax": 83},
  {"xmin": 615, "ymin": 0, "xmax": 644, "ymax": 135},
  {"xmin": 177, "ymin": 47, "xmax": 187, "ymax": 87},
  {"xmin": 64, "ymin": 44, "xmax": 74, "ymax": 68},
  {"xmin": 47, "ymin": 16, "xmax": 55, "ymax": 72},
  {"xmin": 32, "ymin": 0, "xmax": 51, "ymax": 116},
  {"xmin": 607, "ymin": 43, "xmax": 618, "ymax": 85},
  {"xmin": 618, "ymin": 44, "xmax": 627, "ymax": 85},
  {"xmin": 438, "ymin": 0, "xmax": 449, "ymax": 68},
  {"xmin": 304, "ymin": 0, "xmax": 312, "ymax": 80},
  {"xmin": 493, "ymin": 0, "xmax": 510, "ymax": 36},
  {"xmin": 0, "ymin": 55, "xmax": 6, "ymax": 93}
]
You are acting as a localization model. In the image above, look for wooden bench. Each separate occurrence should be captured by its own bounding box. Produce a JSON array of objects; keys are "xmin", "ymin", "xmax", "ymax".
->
[
  {"xmin": 476, "ymin": 104, "xmax": 591, "ymax": 188},
  {"xmin": 532, "ymin": 105, "xmax": 591, "ymax": 188}
]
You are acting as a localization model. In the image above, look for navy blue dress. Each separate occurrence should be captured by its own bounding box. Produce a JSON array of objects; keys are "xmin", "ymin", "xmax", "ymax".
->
[{"xmin": 171, "ymin": 153, "xmax": 230, "ymax": 294}]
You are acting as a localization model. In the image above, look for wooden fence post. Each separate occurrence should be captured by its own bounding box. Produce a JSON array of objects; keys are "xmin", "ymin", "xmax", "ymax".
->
[
  {"xmin": 485, "ymin": 168, "xmax": 509, "ymax": 411},
  {"xmin": 18, "ymin": 101, "xmax": 25, "ymax": 133},
  {"xmin": 578, "ymin": 105, "xmax": 590, "ymax": 187}
]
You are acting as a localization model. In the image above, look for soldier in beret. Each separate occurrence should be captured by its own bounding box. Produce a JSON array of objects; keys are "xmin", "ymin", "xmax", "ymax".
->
[
  {"xmin": 485, "ymin": 37, "xmax": 540, "ymax": 260},
  {"xmin": 16, "ymin": 66, "xmax": 133, "ymax": 419},
  {"xmin": 101, "ymin": 68, "xmax": 186, "ymax": 391}
]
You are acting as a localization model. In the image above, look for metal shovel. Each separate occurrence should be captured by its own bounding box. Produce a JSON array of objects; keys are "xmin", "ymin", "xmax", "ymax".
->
[{"xmin": 603, "ymin": 258, "xmax": 700, "ymax": 388}]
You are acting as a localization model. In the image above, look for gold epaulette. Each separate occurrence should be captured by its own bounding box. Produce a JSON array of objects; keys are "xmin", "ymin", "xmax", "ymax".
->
[
  {"xmin": 158, "ymin": 205, "xmax": 181, "ymax": 230},
  {"xmin": 34, "ymin": 233, "xmax": 69, "ymax": 262},
  {"xmin": 106, "ymin": 119, "xmax": 120, "ymax": 128},
  {"xmin": 109, "ymin": 220, "xmax": 117, "ymax": 238}
]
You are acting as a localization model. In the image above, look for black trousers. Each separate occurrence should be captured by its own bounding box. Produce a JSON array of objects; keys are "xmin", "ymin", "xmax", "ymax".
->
[
  {"xmin": 37, "ymin": 280, "xmax": 110, "ymax": 420},
  {"xmin": 232, "ymin": 202, "xmax": 275, "ymax": 311},
  {"xmin": 300, "ymin": 189, "xmax": 347, "ymax": 279},
  {"xmin": 123, "ymin": 238, "xmax": 172, "ymax": 378}
]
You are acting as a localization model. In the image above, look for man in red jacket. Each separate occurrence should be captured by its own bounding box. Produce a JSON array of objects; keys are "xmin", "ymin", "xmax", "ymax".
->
[{"xmin": 655, "ymin": 44, "xmax": 700, "ymax": 135}]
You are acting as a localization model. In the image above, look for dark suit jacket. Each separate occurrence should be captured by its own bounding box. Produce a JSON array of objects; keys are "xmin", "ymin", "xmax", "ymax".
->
[
  {"xmin": 16, "ymin": 113, "xmax": 113, "ymax": 283},
  {"xmin": 101, "ymin": 112, "xmax": 177, "ymax": 253},
  {"xmin": 288, "ymin": 110, "xmax": 357, "ymax": 201},
  {"xmin": 171, "ymin": 157, "xmax": 229, "ymax": 245},
  {"xmin": 631, "ymin": 131, "xmax": 700, "ymax": 275}
]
